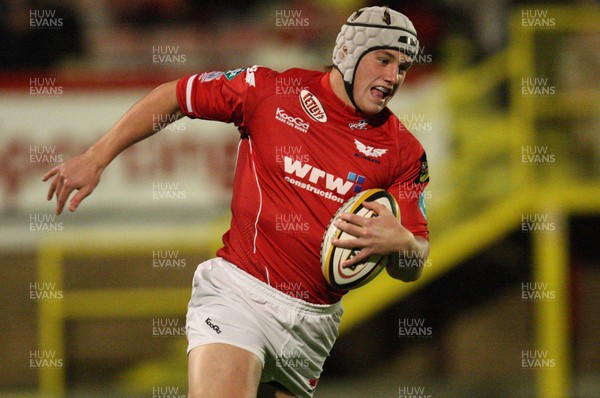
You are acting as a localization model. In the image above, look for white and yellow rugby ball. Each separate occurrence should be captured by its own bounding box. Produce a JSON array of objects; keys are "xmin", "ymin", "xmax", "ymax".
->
[{"xmin": 321, "ymin": 188, "xmax": 400, "ymax": 290}]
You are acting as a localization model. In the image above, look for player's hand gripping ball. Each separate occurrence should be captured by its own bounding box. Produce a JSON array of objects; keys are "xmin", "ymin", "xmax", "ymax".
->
[{"xmin": 321, "ymin": 189, "xmax": 400, "ymax": 290}]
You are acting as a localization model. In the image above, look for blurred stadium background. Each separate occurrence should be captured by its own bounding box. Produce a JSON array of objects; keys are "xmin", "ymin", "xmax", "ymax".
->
[{"xmin": 1, "ymin": 0, "xmax": 599, "ymax": 397}]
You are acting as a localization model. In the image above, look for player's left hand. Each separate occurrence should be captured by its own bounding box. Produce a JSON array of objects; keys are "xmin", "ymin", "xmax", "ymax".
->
[{"xmin": 332, "ymin": 201, "xmax": 415, "ymax": 269}]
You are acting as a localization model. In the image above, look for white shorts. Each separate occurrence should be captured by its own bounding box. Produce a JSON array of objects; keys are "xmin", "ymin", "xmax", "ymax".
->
[{"xmin": 186, "ymin": 257, "xmax": 343, "ymax": 398}]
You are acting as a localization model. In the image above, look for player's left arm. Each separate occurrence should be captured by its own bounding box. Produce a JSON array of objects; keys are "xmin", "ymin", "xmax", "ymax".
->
[
  {"xmin": 334, "ymin": 140, "xmax": 430, "ymax": 282},
  {"xmin": 332, "ymin": 201, "xmax": 429, "ymax": 282}
]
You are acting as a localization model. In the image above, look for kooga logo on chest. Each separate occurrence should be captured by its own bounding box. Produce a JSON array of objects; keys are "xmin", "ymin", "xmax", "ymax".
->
[{"xmin": 300, "ymin": 90, "xmax": 327, "ymax": 123}]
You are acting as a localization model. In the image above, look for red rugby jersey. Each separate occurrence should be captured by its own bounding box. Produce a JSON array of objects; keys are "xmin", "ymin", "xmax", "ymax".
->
[{"xmin": 176, "ymin": 66, "xmax": 429, "ymax": 304}]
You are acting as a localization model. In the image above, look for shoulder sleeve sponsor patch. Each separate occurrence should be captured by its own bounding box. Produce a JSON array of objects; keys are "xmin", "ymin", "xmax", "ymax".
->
[
  {"xmin": 418, "ymin": 191, "xmax": 427, "ymax": 220},
  {"xmin": 414, "ymin": 152, "xmax": 429, "ymax": 184},
  {"xmin": 224, "ymin": 67, "xmax": 247, "ymax": 80},
  {"xmin": 198, "ymin": 71, "xmax": 224, "ymax": 82}
]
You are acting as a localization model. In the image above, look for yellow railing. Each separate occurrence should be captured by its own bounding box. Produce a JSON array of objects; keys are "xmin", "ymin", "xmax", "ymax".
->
[
  {"xmin": 509, "ymin": 7, "xmax": 599, "ymax": 397},
  {"xmin": 36, "ymin": 6, "xmax": 600, "ymax": 397},
  {"xmin": 37, "ymin": 224, "xmax": 226, "ymax": 397}
]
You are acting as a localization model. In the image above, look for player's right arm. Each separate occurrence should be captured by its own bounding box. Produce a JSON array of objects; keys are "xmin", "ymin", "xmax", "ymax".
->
[{"xmin": 42, "ymin": 80, "xmax": 181, "ymax": 215}]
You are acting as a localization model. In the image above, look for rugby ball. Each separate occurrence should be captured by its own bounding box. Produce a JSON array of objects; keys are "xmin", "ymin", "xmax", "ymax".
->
[{"xmin": 321, "ymin": 189, "xmax": 400, "ymax": 290}]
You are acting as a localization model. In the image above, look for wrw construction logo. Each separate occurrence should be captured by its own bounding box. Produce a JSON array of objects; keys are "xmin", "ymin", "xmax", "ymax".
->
[{"xmin": 283, "ymin": 156, "xmax": 364, "ymax": 203}]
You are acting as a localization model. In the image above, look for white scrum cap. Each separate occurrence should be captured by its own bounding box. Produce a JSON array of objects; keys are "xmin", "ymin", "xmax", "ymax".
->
[{"xmin": 332, "ymin": 6, "xmax": 419, "ymax": 104}]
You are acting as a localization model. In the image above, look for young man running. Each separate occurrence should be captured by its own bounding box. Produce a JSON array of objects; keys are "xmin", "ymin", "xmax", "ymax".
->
[{"xmin": 43, "ymin": 6, "xmax": 430, "ymax": 398}]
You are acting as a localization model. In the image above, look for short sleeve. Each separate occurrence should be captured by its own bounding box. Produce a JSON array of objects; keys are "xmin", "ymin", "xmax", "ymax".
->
[{"xmin": 175, "ymin": 66, "xmax": 264, "ymax": 126}]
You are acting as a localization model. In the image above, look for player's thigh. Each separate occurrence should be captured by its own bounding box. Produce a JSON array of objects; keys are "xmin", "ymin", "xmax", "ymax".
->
[{"xmin": 187, "ymin": 343, "xmax": 262, "ymax": 398}]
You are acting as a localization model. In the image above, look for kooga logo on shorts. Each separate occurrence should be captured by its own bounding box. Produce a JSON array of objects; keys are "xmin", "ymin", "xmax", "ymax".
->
[
  {"xmin": 300, "ymin": 90, "xmax": 327, "ymax": 123},
  {"xmin": 205, "ymin": 317, "xmax": 222, "ymax": 334}
]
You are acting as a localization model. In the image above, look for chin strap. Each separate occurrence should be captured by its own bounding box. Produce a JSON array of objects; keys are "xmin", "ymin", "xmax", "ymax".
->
[
  {"xmin": 334, "ymin": 65, "xmax": 365, "ymax": 114},
  {"xmin": 343, "ymin": 80, "xmax": 364, "ymax": 114}
]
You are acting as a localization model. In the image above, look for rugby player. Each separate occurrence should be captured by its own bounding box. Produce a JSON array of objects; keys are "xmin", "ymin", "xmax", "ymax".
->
[{"xmin": 43, "ymin": 6, "xmax": 430, "ymax": 398}]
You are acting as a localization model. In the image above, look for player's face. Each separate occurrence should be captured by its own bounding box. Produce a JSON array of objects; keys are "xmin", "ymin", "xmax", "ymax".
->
[{"xmin": 353, "ymin": 50, "xmax": 412, "ymax": 115}]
